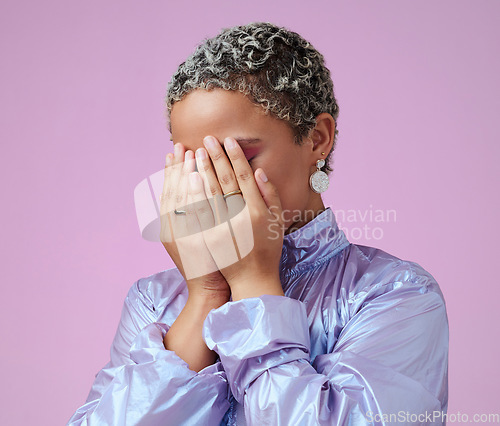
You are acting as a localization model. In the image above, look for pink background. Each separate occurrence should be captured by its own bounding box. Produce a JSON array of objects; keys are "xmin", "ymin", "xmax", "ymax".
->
[{"xmin": 1, "ymin": 0, "xmax": 498, "ymax": 424}]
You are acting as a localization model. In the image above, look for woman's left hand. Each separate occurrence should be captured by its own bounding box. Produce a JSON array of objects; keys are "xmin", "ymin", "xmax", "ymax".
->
[{"xmin": 185, "ymin": 135, "xmax": 285, "ymax": 301}]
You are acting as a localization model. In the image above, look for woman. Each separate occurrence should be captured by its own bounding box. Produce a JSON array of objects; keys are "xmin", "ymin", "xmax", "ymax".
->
[{"xmin": 68, "ymin": 22, "xmax": 448, "ymax": 425}]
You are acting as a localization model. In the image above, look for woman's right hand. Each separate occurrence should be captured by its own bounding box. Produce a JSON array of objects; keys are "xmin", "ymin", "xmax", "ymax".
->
[
  {"xmin": 161, "ymin": 142, "xmax": 230, "ymax": 372},
  {"xmin": 160, "ymin": 142, "xmax": 230, "ymax": 301}
]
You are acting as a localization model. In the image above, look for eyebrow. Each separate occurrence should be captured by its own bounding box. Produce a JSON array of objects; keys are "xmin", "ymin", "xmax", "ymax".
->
[
  {"xmin": 220, "ymin": 138, "xmax": 261, "ymax": 156},
  {"xmin": 169, "ymin": 137, "xmax": 261, "ymax": 146},
  {"xmin": 233, "ymin": 138, "xmax": 261, "ymax": 145}
]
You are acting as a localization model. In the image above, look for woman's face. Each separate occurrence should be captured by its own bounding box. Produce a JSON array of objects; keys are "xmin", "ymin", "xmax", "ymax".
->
[{"xmin": 170, "ymin": 88, "xmax": 325, "ymax": 233}]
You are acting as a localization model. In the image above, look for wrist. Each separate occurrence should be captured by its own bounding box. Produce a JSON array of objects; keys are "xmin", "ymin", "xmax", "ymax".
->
[
  {"xmin": 187, "ymin": 289, "xmax": 230, "ymax": 312},
  {"xmin": 230, "ymin": 275, "xmax": 284, "ymax": 301}
]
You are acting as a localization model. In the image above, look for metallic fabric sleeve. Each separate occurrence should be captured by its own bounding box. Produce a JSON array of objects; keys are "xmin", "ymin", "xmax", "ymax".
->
[
  {"xmin": 204, "ymin": 273, "xmax": 448, "ymax": 425},
  {"xmin": 67, "ymin": 277, "xmax": 230, "ymax": 426}
]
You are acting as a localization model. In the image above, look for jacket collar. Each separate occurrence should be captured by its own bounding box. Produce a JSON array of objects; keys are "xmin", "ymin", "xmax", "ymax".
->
[{"xmin": 279, "ymin": 207, "xmax": 350, "ymax": 279}]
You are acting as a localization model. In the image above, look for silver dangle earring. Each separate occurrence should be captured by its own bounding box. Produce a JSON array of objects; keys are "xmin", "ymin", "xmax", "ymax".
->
[{"xmin": 309, "ymin": 156, "xmax": 329, "ymax": 193}]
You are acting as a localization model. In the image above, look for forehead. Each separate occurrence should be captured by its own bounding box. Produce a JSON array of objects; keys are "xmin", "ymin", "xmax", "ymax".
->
[{"xmin": 170, "ymin": 88, "xmax": 280, "ymax": 140}]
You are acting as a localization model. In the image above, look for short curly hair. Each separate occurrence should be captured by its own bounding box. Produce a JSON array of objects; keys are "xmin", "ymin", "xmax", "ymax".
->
[{"xmin": 165, "ymin": 21, "xmax": 340, "ymax": 175}]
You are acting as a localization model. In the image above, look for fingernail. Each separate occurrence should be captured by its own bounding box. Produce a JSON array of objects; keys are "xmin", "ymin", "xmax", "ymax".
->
[
  {"xmin": 195, "ymin": 148, "xmax": 207, "ymax": 160},
  {"xmin": 174, "ymin": 143, "xmax": 181, "ymax": 156},
  {"xmin": 165, "ymin": 154, "xmax": 172, "ymax": 166},
  {"xmin": 224, "ymin": 137, "xmax": 236, "ymax": 149},
  {"xmin": 258, "ymin": 169, "xmax": 268, "ymax": 182},
  {"xmin": 203, "ymin": 136, "xmax": 216, "ymax": 149},
  {"xmin": 183, "ymin": 151, "xmax": 195, "ymax": 171}
]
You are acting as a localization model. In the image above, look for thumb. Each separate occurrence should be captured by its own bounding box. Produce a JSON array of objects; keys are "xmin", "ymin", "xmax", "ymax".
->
[{"xmin": 255, "ymin": 168, "xmax": 283, "ymax": 222}]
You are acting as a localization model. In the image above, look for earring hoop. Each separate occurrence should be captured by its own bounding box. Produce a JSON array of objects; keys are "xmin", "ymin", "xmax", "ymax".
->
[{"xmin": 309, "ymin": 159, "xmax": 329, "ymax": 193}]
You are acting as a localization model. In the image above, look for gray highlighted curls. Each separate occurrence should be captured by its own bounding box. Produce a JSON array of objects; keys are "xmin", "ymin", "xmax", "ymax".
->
[{"xmin": 165, "ymin": 22, "xmax": 340, "ymax": 175}]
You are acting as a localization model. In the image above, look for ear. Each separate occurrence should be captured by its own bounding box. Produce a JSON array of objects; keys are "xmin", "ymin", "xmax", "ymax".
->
[{"xmin": 308, "ymin": 112, "xmax": 336, "ymax": 158}]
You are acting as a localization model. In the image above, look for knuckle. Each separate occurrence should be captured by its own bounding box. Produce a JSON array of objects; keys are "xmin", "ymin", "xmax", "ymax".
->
[
  {"xmin": 211, "ymin": 151, "xmax": 224, "ymax": 161},
  {"xmin": 200, "ymin": 162, "xmax": 211, "ymax": 173},
  {"xmin": 175, "ymin": 193, "xmax": 184, "ymax": 204},
  {"xmin": 220, "ymin": 173, "xmax": 234, "ymax": 186},
  {"xmin": 236, "ymin": 170, "xmax": 253, "ymax": 182},
  {"xmin": 196, "ymin": 203, "xmax": 211, "ymax": 217},
  {"xmin": 209, "ymin": 185, "xmax": 220, "ymax": 196},
  {"xmin": 166, "ymin": 187, "xmax": 175, "ymax": 199}
]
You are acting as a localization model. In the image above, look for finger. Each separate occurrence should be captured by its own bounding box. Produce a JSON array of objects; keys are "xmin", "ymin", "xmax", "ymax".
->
[
  {"xmin": 164, "ymin": 142, "xmax": 185, "ymax": 214},
  {"xmin": 254, "ymin": 168, "xmax": 283, "ymax": 223},
  {"xmin": 223, "ymin": 137, "xmax": 267, "ymax": 213},
  {"xmin": 176, "ymin": 149, "xmax": 196, "ymax": 213},
  {"xmin": 165, "ymin": 143, "xmax": 189, "ymax": 238},
  {"xmin": 190, "ymin": 171, "xmax": 239, "ymax": 271},
  {"xmin": 178, "ymin": 184, "xmax": 220, "ymax": 280},
  {"xmin": 195, "ymin": 147, "xmax": 220, "ymax": 199},
  {"xmin": 202, "ymin": 136, "xmax": 241, "ymax": 197},
  {"xmin": 175, "ymin": 149, "xmax": 198, "ymax": 238},
  {"xmin": 224, "ymin": 189, "xmax": 246, "ymax": 221},
  {"xmin": 195, "ymin": 146, "xmax": 228, "ymax": 224},
  {"xmin": 160, "ymin": 153, "xmax": 174, "ymax": 243},
  {"xmin": 160, "ymin": 152, "xmax": 173, "ymax": 215},
  {"xmin": 188, "ymin": 171, "xmax": 216, "ymax": 232},
  {"xmin": 184, "ymin": 181, "xmax": 218, "ymax": 264}
]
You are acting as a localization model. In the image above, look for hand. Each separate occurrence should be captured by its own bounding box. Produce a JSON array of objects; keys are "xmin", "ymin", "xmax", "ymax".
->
[
  {"xmin": 160, "ymin": 143, "xmax": 230, "ymax": 302},
  {"xmin": 188, "ymin": 136, "xmax": 286, "ymax": 301}
]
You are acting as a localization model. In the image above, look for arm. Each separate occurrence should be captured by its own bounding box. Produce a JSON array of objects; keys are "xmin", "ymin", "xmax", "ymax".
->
[
  {"xmin": 164, "ymin": 289, "xmax": 230, "ymax": 372},
  {"xmin": 203, "ymin": 280, "xmax": 449, "ymax": 425},
  {"xmin": 67, "ymin": 278, "xmax": 230, "ymax": 426}
]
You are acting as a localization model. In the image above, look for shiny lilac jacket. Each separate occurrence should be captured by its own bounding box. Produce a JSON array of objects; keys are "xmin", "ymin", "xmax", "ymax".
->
[{"xmin": 68, "ymin": 207, "xmax": 449, "ymax": 425}]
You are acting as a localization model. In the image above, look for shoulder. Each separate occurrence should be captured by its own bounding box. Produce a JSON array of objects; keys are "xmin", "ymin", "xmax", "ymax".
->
[
  {"xmin": 325, "ymin": 245, "xmax": 448, "ymax": 409},
  {"xmin": 325, "ymin": 243, "xmax": 446, "ymax": 322},
  {"xmin": 343, "ymin": 242, "xmax": 443, "ymax": 293}
]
